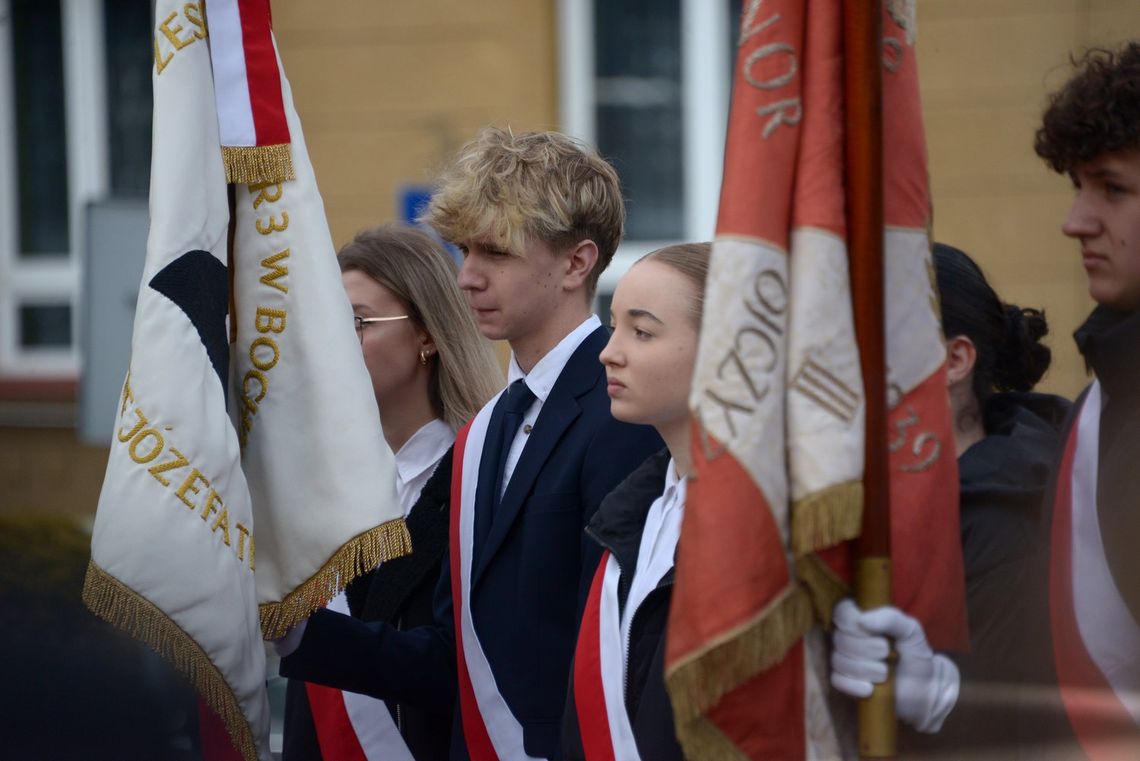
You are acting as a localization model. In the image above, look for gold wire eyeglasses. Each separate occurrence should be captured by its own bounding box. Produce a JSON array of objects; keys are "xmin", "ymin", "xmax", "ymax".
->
[{"xmin": 354, "ymin": 314, "xmax": 409, "ymax": 342}]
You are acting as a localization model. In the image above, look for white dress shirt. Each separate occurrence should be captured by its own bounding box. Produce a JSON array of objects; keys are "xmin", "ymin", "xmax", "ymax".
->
[
  {"xmin": 394, "ymin": 418, "xmax": 455, "ymax": 516},
  {"xmin": 620, "ymin": 458, "xmax": 685, "ymax": 673},
  {"xmin": 499, "ymin": 314, "xmax": 602, "ymax": 497}
]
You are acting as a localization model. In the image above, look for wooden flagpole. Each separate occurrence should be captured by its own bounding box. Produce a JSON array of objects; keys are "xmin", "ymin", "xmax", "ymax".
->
[{"xmin": 844, "ymin": 0, "xmax": 896, "ymax": 757}]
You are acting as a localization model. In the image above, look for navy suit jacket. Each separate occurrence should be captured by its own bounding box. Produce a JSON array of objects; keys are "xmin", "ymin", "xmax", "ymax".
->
[{"xmin": 281, "ymin": 325, "xmax": 663, "ymax": 760}]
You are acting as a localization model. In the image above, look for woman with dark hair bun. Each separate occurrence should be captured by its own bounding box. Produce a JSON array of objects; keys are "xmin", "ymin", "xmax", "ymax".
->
[
  {"xmin": 935, "ymin": 242, "xmax": 1058, "ymax": 455},
  {"xmin": 908, "ymin": 243, "xmax": 1071, "ymax": 752},
  {"xmin": 833, "ymin": 243, "xmax": 1072, "ymax": 748}
]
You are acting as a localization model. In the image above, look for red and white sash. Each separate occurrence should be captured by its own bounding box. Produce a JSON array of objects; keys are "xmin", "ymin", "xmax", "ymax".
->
[
  {"xmin": 1050, "ymin": 380, "xmax": 1140, "ymax": 758},
  {"xmin": 574, "ymin": 553, "xmax": 642, "ymax": 761},
  {"xmin": 450, "ymin": 399, "xmax": 545, "ymax": 761},
  {"xmin": 305, "ymin": 591, "xmax": 415, "ymax": 761}
]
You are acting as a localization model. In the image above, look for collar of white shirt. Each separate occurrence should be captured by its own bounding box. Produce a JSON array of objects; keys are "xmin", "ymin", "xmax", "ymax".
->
[
  {"xmin": 394, "ymin": 418, "xmax": 454, "ymax": 510},
  {"xmin": 506, "ymin": 314, "xmax": 602, "ymax": 401}
]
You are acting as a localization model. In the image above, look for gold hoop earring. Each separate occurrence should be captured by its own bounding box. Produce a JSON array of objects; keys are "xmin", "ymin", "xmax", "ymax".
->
[{"xmin": 419, "ymin": 349, "xmax": 429, "ymax": 366}]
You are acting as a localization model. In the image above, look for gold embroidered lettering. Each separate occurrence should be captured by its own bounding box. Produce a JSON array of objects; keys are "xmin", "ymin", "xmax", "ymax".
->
[
  {"xmin": 211, "ymin": 507, "xmax": 232, "ymax": 546},
  {"xmin": 255, "ymin": 306, "xmax": 287, "ymax": 334},
  {"xmin": 148, "ymin": 446, "xmax": 191, "ymax": 487},
  {"xmin": 200, "ymin": 489, "xmax": 223, "ymax": 522},
  {"xmin": 258, "ymin": 250, "xmax": 290, "ymax": 293},
  {"xmin": 120, "ymin": 373, "xmax": 134, "ymax": 416},
  {"xmin": 175, "ymin": 468, "xmax": 209, "ymax": 510},
  {"xmin": 249, "ymin": 181, "xmax": 283, "ymax": 209},
  {"xmin": 256, "ymin": 212, "xmax": 289, "ymax": 236},
  {"xmin": 184, "ymin": 2, "xmax": 207, "ymax": 40},
  {"xmin": 128, "ymin": 428, "xmax": 165, "ymax": 465},
  {"xmin": 111, "ymin": 401, "xmax": 253, "ymax": 570},
  {"xmin": 241, "ymin": 369, "xmax": 268, "ymax": 411},
  {"xmin": 118, "ymin": 407, "xmax": 148, "ymax": 444},
  {"xmin": 249, "ymin": 337, "xmax": 280, "ymax": 372},
  {"xmin": 235, "ymin": 523, "xmax": 251, "ymax": 561},
  {"xmin": 238, "ymin": 407, "xmax": 253, "ymax": 448},
  {"xmin": 159, "ymin": 11, "xmax": 194, "ymax": 50},
  {"xmin": 153, "ymin": 35, "xmax": 174, "ymax": 75}
]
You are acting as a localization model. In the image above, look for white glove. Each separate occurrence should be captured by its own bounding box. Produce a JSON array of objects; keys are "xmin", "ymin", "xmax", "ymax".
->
[{"xmin": 830, "ymin": 598, "xmax": 960, "ymax": 733}]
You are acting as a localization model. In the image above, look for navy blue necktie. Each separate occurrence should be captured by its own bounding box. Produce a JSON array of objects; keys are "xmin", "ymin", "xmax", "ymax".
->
[{"xmin": 474, "ymin": 379, "xmax": 536, "ymax": 547}]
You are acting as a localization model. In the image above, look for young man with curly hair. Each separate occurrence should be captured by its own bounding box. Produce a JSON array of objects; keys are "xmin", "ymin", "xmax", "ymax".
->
[
  {"xmin": 1031, "ymin": 42, "xmax": 1140, "ymax": 756},
  {"xmin": 829, "ymin": 44, "xmax": 1140, "ymax": 756}
]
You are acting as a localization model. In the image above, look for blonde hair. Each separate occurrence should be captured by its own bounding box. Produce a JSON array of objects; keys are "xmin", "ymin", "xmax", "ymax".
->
[
  {"xmin": 421, "ymin": 127, "xmax": 625, "ymax": 297},
  {"xmin": 636, "ymin": 242, "xmax": 712, "ymax": 328},
  {"xmin": 338, "ymin": 223, "xmax": 504, "ymax": 429}
]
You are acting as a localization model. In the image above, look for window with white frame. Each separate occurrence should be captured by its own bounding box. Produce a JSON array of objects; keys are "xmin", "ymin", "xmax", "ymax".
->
[
  {"xmin": 558, "ymin": 0, "xmax": 740, "ymax": 314},
  {"xmin": 0, "ymin": 0, "xmax": 151, "ymax": 383}
]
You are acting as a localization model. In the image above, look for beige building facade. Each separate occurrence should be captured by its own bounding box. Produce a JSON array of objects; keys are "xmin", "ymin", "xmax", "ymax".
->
[{"xmin": 1, "ymin": 0, "xmax": 1138, "ymax": 514}]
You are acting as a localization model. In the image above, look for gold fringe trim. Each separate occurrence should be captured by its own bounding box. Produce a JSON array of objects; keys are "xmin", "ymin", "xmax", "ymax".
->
[
  {"xmin": 222, "ymin": 143, "xmax": 295, "ymax": 185},
  {"xmin": 790, "ymin": 480, "xmax": 864, "ymax": 555},
  {"xmin": 258, "ymin": 518, "xmax": 412, "ymax": 639},
  {"xmin": 674, "ymin": 714, "xmax": 750, "ymax": 761},
  {"xmin": 665, "ymin": 584, "xmax": 814, "ymax": 725},
  {"xmin": 795, "ymin": 551, "xmax": 852, "ymax": 629},
  {"xmin": 82, "ymin": 560, "xmax": 258, "ymax": 761}
]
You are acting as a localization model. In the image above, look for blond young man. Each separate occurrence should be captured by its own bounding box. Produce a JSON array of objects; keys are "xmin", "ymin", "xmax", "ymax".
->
[{"xmin": 280, "ymin": 128, "xmax": 661, "ymax": 761}]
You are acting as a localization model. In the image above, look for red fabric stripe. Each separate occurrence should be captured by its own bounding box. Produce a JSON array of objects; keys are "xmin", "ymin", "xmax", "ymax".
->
[
  {"xmin": 236, "ymin": 0, "xmax": 289, "ymax": 146},
  {"xmin": 665, "ymin": 426, "xmax": 794, "ymax": 672},
  {"xmin": 305, "ymin": 683, "xmax": 369, "ymax": 761},
  {"xmin": 1049, "ymin": 404, "xmax": 1138, "ymax": 759},
  {"xmin": 708, "ymin": 643, "xmax": 805, "ymax": 759},
  {"xmin": 881, "ymin": 6, "xmax": 928, "ymax": 229},
  {"xmin": 791, "ymin": 0, "xmax": 844, "ymax": 237},
  {"xmin": 888, "ymin": 366, "xmax": 968, "ymax": 651},
  {"xmin": 665, "ymin": 426, "xmax": 803, "ymax": 758},
  {"xmin": 573, "ymin": 556, "xmax": 618, "ymax": 761},
  {"xmin": 715, "ymin": 0, "xmax": 806, "ymax": 248},
  {"xmin": 449, "ymin": 422, "xmax": 498, "ymax": 761},
  {"xmin": 197, "ymin": 699, "xmax": 244, "ymax": 761}
]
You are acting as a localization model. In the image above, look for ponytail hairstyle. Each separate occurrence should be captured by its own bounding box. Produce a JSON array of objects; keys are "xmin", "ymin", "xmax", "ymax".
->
[
  {"xmin": 933, "ymin": 243, "xmax": 1051, "ymax": 403},
  {"xmin": 338, "ymin": 223, "xmax": 504, "ymax": 430},
  {"xmin": 635, "ymin": 242, "xmax": 712, "ymax": 329}
]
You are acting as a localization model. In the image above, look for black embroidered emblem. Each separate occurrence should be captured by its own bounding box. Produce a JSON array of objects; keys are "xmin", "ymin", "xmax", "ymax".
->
[{"xmin": 149, "ymin": 250, "xmax": 229, "ymax": 395}]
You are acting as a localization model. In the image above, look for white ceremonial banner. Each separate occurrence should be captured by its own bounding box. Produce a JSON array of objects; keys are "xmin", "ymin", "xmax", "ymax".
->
[
  {"xmin": 228, "ymin": 41, "xmax": 409, "ymax": 640},
  {"xmin": 84, "ymin": 2, "xmax": 270, "ymax": 757}
]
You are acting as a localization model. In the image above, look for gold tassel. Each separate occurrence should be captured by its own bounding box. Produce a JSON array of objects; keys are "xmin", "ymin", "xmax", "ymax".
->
[
  {"xmin": 82, "ymin": 561, "xmax": 258, "ymax": 761},
  {"xmin": 674, "ymin": 714, "xmax": 750, "ymax": 761},
  {"xmin": 790, "ymin": 480, "xmax": 863, "ymax": 555},
  {"xmin": 795, "ymin": 550, "xmax": 852, "ymax": 628},
  {"xmin": 258, "ymin": 518, "xmax": 413, "ymax": 639},
  {"xmin": 665, "ymin": 585, "xmax": 814, "ymax": 725},
  {"xmin": 222, "ymin": 143, "xmax": 295, "ymax": 185}
]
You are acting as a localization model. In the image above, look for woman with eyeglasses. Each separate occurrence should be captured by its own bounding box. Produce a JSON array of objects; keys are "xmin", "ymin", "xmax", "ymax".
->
[{"xmin": 282, "ymin": 222, "xmax": 502, "ymax": 761}]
